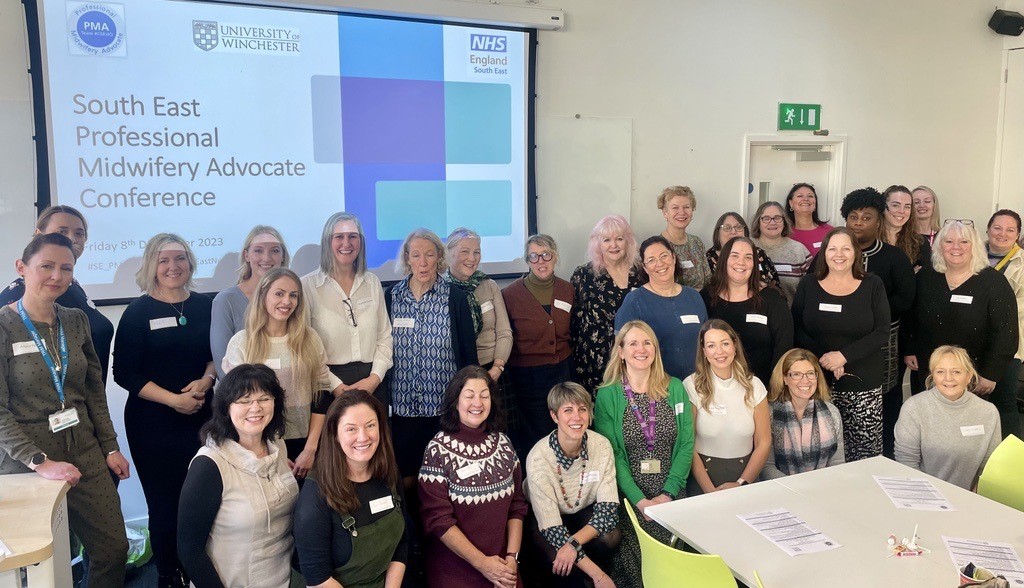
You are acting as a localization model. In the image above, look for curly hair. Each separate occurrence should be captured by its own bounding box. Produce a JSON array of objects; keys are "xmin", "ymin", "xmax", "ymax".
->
[{"xmin": 840, "ymin": 187, "xmax": 885, "ymax": 219}]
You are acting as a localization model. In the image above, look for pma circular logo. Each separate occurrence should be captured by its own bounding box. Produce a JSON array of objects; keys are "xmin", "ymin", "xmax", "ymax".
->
[{"xmin": 67, "ymin": 2, "xmax": 126, "ymax": 57}]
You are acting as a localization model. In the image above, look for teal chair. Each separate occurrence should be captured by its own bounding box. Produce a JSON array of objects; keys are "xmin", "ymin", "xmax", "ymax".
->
[
  {"xmin": 978, "ymin": 434, "xmax": 1024, "ymax": 512},
  {"xmin": 623, "ymin": 498, "xmax": 738, "ymax": 588}
]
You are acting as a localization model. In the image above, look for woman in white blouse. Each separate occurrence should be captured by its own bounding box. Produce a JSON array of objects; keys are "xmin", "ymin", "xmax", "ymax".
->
[
  {"xmin": 685, "ymin": 319, "xmax": 771, "ymax": 495},
  {"xmin": 301, "ymin": 212, "xmax": 393, "ymax": 396}
]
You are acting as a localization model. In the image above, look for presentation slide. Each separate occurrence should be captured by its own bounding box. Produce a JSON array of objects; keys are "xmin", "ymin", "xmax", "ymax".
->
[{"xmin": 34, "ymin": 0, "xmax": 532, "ymax": 301}]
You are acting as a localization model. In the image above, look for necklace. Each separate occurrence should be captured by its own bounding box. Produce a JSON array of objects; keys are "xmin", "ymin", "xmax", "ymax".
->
[
  {"xmin": 556, "ymin": 454, "xmax": 587, "ymax": 509},
  {"xmin": 167, "ymin": 299, "xmax": 187, "ymax": 326}
]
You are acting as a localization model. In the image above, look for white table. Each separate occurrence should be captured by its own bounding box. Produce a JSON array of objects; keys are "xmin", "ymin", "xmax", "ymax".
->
[
  {"xmin": 0, "ymin": 474, "xmax": 72, "ymax": 588},
  {"xmin": 645, "ymin": 457, "xmax": 1024, "ymax": 587}
]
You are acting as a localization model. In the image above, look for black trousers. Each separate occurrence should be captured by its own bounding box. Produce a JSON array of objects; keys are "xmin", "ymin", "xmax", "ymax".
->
[{"xmin": 528, "ymin": 504, "xmax": 621, "ymax": 588}]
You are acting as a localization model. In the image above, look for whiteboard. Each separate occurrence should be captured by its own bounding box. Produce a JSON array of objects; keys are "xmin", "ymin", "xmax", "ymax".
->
[{"xmin": 535, "ymin": 115, "xmax": 632, "ymax": 276}]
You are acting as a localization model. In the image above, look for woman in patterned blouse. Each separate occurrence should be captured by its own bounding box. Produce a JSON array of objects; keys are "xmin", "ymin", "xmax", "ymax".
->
[
  {"xmin": 570, "ymin": 215, "xmax": 642, "ymax": 396},
  {"xmin": 658, "ymin": 185, "xmax": 712, "ymax": 289},
  {"xmin": 705, "ymin": 211, "xmax": 781, "ymax": 290}
]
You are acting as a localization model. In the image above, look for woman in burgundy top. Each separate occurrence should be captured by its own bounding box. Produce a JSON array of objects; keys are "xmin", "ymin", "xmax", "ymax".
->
[
  {"xmin": 502, "ymin": 234, "xmax": 574, "ymax": 462},
  {"xmin": 419, "ymin": 366, "xmax": 528, "ymax": 588}
]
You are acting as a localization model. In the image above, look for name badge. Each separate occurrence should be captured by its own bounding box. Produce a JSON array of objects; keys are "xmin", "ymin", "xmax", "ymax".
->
[
  {"xmin": 369, "ymin": 495, "xmax": 395, "ymax": 514},
  {"xmin": 640, "ymin": 459, "xmax": 661, "ymax": 474},
  {"xmin": 680, "ymin": 314, "xmax": 700, "ymax": 325},
  {"xmin": 553, "ymin": 299, "xmax": 572, "ymax": 313},
  {"xmin": 812, "ymin": 241, "xmax": 822, "ymax": 249},
  {"xmin": 680, "ymin": 260, "xmax": 695, "ymax": 269},
  {"xmin": 357, "ymin": 297, "xmax": 374, "ymax": 310},
  {"xmin": 393, "ymin": 317, "xmax": 415, "ymax": 329},
  {"xmin": 819, "ymin": 303, "xmax": 842, "ymax": 313},
  {"xmin": 481, "ymin": 300, "xmax": 494, "ymax": 314},
  {"xmin": 960, "ymin": 425, "xmax": 985, "ymax": 437},
  {"xmin": 951, "ymin": 295, "xmax": 974, "ymax": 304},
  {"xmin": 709, "ymin": 404, "xmax": 727, "ymax": 416},
  {"xmin": 12, "ymin": 341, "xmax": 39, "ymax": 356},
  {"xmin": 581, "ymin": 471, "xmax": 601, "ymax": 484},
  {"xmin": 149, "ymin": 317, "xmax": 178, "ymax": 330},
  {"xmin": 775, "ymin": 264, "xmax": 793, "ymax": 272},
  {"xmin": 264, "ymin": 358, "xmax": 282, "ymax": 370},
  {"xmin": 456, "ymin": 463, "xmax": 482, "ymax": 479},
  {"xmin": 746, "ymin": 313, "xmax": 768, "ymax": 325},
  {"xmin": 674, "ymin": 402, "xmax": 687, "ymax": 415},
  {"xmin": 49, "ymin": 407, "xmax": 80, "ymax": 433}
]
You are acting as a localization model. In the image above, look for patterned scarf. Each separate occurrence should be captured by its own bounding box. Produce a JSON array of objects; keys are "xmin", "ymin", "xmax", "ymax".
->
[
  {"xmin": 771, "ymin": 399, "xmax": 839, "ymax": 475},
  {"xmin": 443, "ymin": 269, "xmax": 486, "ymax": 334}
]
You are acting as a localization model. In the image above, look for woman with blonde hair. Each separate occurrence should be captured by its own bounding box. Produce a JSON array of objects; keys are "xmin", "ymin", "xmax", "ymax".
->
[
  {"xmin": 761, "ymin": 349, "xmax": 845, "ymax": 480},
  {"xmin": 570, "ymin": 215, "xmax": 643, "ymax": 393},
  {"xmin": 657, "ymin": 186, "xmax": 711, "ymax": 289},
  {"xmin": 595, "ymin": 320, "xmax": 693, "ymax": 588},
  {"xmin": 684, "ymin": 319, "xmax": 771, "ymax": 496},
  {"xmin": 895, "ymin": 346, "xmax": 1001, "ymax": 490},
  {"xmin": 912, "ymin": 186, "xmax": 941, "ymax": 245},
  {"xmin": 223, "ymin": 268, "xmax": 343, "ymax": 478},
  {"xmin": 211, "ymin": 225, "xmax": 289, "ymax": 378},
  {"xmin": 114, "ymin": 233, "xmax": 217, "ymax": 587}
]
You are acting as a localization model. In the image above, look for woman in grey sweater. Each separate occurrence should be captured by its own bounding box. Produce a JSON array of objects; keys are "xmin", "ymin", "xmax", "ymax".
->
[{"xmin": 895, "ymin": 345, "xmax": 1001, "ymax": 490}]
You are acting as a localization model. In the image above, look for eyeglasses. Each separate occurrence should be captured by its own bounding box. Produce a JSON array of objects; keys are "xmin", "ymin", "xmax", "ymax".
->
[
  {"xmin": 943, "ymin": 219, "xmax": 975, "ymax": 227},
  {"xmin": 786, "ymin": 371, "xmax": 817, "ymax": 380},
  {"xmin": 527, "ymin": 251, "xmax": 554, "ymax": 263},
  {"xmin": 643, "ymin": 252, "xmax": 675, "ymax": 267},
  {"xmin": 760, "ymin": 215, "xmax": 784, "ymax": 224},
  {"xmin": 720, "ymin": 224, "xmax": 745, "ymax": 233},
  {"xmin": 342, "ymin": 299, "xmax": 358, "ymax": 327},
  {"xmin": 233, "ymin": 396, "xmax": 274, "ymax": 407}
]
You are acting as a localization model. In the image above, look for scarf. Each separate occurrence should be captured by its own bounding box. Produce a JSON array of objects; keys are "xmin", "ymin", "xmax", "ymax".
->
[
  {"xmin": 771, "ymin": 399, "xmax": 839, "ymax": 475},
  {"xmin": 443, "ymin": 269, "xmax": 486, "ymax": 334}
]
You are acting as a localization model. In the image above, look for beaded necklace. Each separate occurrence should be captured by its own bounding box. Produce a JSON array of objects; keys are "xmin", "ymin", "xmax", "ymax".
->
[{"xmin": 555, "ymin": 443, "xmax": 587, "ymax": 509}]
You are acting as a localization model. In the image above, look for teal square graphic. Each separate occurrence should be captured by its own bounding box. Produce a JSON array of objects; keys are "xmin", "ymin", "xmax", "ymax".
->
[
  {"xmin": 446, "ymin": 181, "xmax": 512, "ymax": 236},
  {"xmin": 375, "ymin": 181, "xmax": 447, "ymax": 240},
  {"xmin": 445, "ymin": 82, "xmax": 512, "ymax": 164}
]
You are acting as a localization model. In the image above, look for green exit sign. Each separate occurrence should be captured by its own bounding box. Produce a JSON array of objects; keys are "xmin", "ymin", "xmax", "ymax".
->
[{"xmin": 778, "ymin": 103, "xmax": 821, "ymax": 131}]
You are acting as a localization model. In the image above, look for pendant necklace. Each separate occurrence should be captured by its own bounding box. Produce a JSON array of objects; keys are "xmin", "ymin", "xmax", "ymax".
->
[{"xmin": 167, "ymin": 299, "xmax": 187, "ymax": 326}]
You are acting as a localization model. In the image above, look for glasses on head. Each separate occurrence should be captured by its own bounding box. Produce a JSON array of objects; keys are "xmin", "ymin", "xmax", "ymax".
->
[
  {"xmin": 786, "ymin": 371, "xmax": 817, "ymax": 381},
  {"xmin": 643, "ymin": 252, "xmax": 675, "ymax": 267},
  {"xmin": 793, "ymin": 183, "xmax": 815, "ymax": 188},
  {"xmin": 943, "ymin": 219, "xmax": 975, "ymax": 227},
  {"xmin": 233, "ymin": 396, "xmax": 274, "ymax": 407},
  {"xmin": 887, "ymin": 202, "xmax": 913, "ymax": 212},
  {"xmin": 342, "ymin": 299, "xmax": 358, "ymax": 327},
  {"xmin": 760, "ymin": 215, "xmax": 784, "ymax": 225},
  {"xmin": 720, "ymin": 224, "xmax": 745, "ymax": 233},
  {"xmin": 527, "ymin": 251, "xmax": 554, "ymax": 263}
]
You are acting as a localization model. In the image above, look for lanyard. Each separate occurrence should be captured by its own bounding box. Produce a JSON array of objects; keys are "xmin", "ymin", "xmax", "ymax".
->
[
  {"xmin": 994, "ymin": 244, "xmax": 1021, "ymax": 272},
  {"xmin": 623, "ymin": 378, "xmax": 657, "ymax": 453},
  {"xmin": 17, "ymin": 299, "xmax": 68, "ymax": 408}
]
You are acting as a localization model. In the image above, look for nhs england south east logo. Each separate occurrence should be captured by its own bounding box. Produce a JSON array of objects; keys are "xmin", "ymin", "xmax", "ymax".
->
[{"xmin": 193, "ymin": 21, "xmax": 218, "ymax": 51}]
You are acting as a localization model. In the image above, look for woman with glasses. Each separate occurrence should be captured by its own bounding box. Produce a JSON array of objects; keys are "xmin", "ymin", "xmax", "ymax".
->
[
  {"xmin": 503, "ymin": 234, "xmax": 574, "ymax": 460},
  {"xmin": 786, "ymin": 183, "xmax": 833, "ymax": 256},
  {"xmin": 569, "ymin": 215, "xmax": 643, "ymax": 395},
  {"xmin": 912, "ymin": 186, "xmax": 941, "ymax": 246},
  {"xmin": 761, "ymin": 348, "xmax": 845, "ymax": 479},
  {"xmin": 615, "ymin": 236, "xmax": 707, "ymax": 381},
  {"xmin": 751, "ymin": 201, "xmax": 812, "ymax": 302},
  {"xmin": 792, "ymin": 228, "xmax": 890, "ymax": 461},
  {"xmin": 302, "ymin": 212, "xmax": 393, "ymax": 399},
  {"xmin": 658, "ymin": 185, "xmax": 711, "ymax": 289},
  {"xmin": 905, "ymin": 220, "xmax": 1019, "ymax": 437},
  {"xmin": 705, "ymin": 212, "xmax": 780, "ymax": 289},
  {"xmin": 985, "ymin": 210, "xmax": 1024, "ymax": 438},
  {"xmin": 211, "ymin": 226, "xmax": 290, "ymax": 379},
  {"xmin": 178, "ymin": 364, "xmax": 299, "ymax": 588},
  {"xmin": 882, "ymin": 185, "xmax": 931, "ymax": 271}
]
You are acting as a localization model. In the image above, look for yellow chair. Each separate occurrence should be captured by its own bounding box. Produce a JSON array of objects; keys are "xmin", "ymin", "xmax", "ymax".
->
[
  {"xmin": 978, "ymin": 434, "xmax": 1024, "ymax": 512},
  {"xmin": 622, "ymin": 498, "xmax": 738, "ymax": 588}
]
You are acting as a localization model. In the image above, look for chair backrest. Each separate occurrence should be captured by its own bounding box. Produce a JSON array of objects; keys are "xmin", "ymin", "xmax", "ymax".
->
[
  {"xmin": 978, "ymin": 434, "xmax": 1024, "ymax": 512},
  {"xmin": 622, "ymin": 498, "xmax": 738, "ymax": 588}
]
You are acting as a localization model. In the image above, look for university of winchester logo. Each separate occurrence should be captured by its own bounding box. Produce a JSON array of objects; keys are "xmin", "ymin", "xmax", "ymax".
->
[{"xmin": 193, "ymin": 20, "xmax": 218, "ymax": 51}]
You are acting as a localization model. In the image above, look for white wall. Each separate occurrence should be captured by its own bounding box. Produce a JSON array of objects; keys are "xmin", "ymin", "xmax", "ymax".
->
[{"xmin": 0, "ymin": 0, "xmax": 1017, "ymax": 522}]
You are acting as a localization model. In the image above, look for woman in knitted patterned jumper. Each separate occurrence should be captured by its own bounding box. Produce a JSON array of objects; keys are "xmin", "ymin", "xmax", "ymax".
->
[{"xmin": 419, "ymin": 366, "xmax": 528, "ymax": 588}]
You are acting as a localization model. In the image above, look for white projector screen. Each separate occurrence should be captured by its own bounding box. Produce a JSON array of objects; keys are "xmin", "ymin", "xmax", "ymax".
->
[{"xmin": 29, "ymin": 0, "xmax": 536, "ymax": 302}]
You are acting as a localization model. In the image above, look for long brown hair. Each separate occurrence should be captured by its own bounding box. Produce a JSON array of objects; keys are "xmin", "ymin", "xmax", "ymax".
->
[
  {"xmin": 316, "ymin": 391, "xmax": 399, "ymax": 515},
  {"xmin": 813, "ymin": 228, "xmax": 866, "ymax": 280},
  {"xmin": 883, "ymin": 185, "xmax": 921, "ymax": 263},
  {"xmin": 692, "ymin": 319, "xmax": 755, "ymax": 412},
  {"xmin": 705, "ymin": 237, "xmax": 763, "ymax": 311}
]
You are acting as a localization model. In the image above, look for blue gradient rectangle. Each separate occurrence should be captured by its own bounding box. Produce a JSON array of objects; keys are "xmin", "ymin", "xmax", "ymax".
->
[{"xmin": 338, "ymin": 16, "xmax": 443, "ymax": 81}]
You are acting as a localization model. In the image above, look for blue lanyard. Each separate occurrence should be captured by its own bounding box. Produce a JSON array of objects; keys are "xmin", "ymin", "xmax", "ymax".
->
[{"xmin": 17, "ymin": 299, "xmax": 69, "ymax": 408}]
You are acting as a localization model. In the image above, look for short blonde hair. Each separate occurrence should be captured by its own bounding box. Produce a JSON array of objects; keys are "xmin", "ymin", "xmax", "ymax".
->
[
  {"xmin": 657, "ymin": 185, "xmax": 697, "ymax": 211},
  {"xmin": 931, "ymin": 221, "xmax": 988, "ymax": 275},
  {"xmin": 525, "ymin": 234, "xmax": 559, "ymax": 265},
  {"xmin": 395, "ymin": 228, "xmax": 447, "ymax": 275},
  {"xmin": 135, "ymin": 233, "xmax": 197, "ymax": 294},
  {"xmin": 546, "ymin": 382, "xmax": 593, "ymax": 414},
  {"xmin": 768, "ymin": 348, "xmax": 831, "ymax": 403},
  {"xmin": 238, "ymin": 225, "xmax": 290, "ymax": 281},
  {"xmin": 446, "ymin": 227, "xmax": 481, "ymax": 255},
  {"xmin": 925, "ymin": 345, "xmax": 979, "ymax": 391}
]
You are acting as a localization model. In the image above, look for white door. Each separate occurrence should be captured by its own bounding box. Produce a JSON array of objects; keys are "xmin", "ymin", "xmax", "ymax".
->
[
  {"xmin": 997, "ymin": 48, "xmax": 1024, "ymax": 214},
  {"xmin": 746, "ymin": 145, "xmax": 835, "ymax": 223}
]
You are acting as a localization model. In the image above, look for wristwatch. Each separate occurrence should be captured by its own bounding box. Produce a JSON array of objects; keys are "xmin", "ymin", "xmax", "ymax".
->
[
  {"xmin": 28, "ymin": 452, "xmax": 47, "ymax": 470},
  {"xmin": 569, "ymin": 537, "xmax": 582, "ymax": 553},
  {"xmin": 507, "ymin": 551, "xmax": 519, "ymax": 563},
  {"xmin": 737, "ymin": 477, "xmax": 748, "ymax": 486}
]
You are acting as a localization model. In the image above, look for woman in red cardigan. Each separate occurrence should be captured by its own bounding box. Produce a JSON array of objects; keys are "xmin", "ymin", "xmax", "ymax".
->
[{"xmin": 502, "ymin": 234, "xmax": 574, "ymax": 462}]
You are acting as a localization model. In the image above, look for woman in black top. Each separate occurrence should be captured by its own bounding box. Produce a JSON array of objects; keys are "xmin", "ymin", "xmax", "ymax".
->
[
  {"xmin": 705, "ymin": 212, "xmax": 781, "ymax": 290},
  {"xmin": 569, "ymin": 214, "xmax": 643, "ymax": 394},
  {"xmin": 294, "ymin": 390, "xmax": 408, "ymax": 588},
  {"xmin": 113, "ymin": 233, "xmax": 217, "ymax": 588},
  {"xmin": 840, "ymin": 188, "xmax": 915, "ymax": 459},
  {"xmin": 793, "ymin": 228, "xmax": 890, "ymax": 461},
  {"xmin": 0, "ymin": 206, "xmax": 114, "ymax": 382},
  {"xmin": 701, "ymin": 237, "xmax": 792, "ymax": 384},
  {"xmin": 905, "ymin": 220, "xmax": 1019, "ymax": 434}
]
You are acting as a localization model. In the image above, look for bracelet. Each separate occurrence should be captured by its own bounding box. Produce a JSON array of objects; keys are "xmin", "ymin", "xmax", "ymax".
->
[
  {"xmin": 107, "ymin": 450, "xmax": 119, "ymax": 456},
  {"xmin": 204, "ymin": 373, "xmax": 217, "ymax": 381},
  {"xmin": 737, "ymin": 477, "xmax": 748, "ymax": 486}
]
